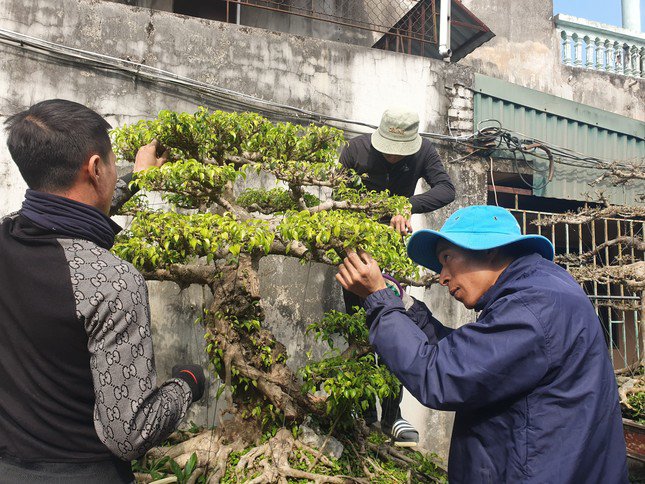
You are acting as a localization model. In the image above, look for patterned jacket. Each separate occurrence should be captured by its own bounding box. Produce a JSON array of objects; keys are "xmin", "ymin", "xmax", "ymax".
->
[{"xmin": 0, "ymin": 187, "xmax": 192, "ymax": 473}]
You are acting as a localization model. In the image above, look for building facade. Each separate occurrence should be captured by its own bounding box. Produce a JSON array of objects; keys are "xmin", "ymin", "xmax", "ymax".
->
[{"xmin": 0, "ymin": 0, "xmax": 642, "ymax": 463}]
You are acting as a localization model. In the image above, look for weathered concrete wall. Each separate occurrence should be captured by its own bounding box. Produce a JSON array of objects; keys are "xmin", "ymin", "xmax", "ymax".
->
[
  {"xmin": 0, "ymin": 0, "xmax": 485, "ymax": 462},
  {"xmin": 0, "ymin": 0, "xmax": 471, "ymax": 213},
  {"xmin": 459, "ymin": 0, "xmax": 644, "ymax": 121}
]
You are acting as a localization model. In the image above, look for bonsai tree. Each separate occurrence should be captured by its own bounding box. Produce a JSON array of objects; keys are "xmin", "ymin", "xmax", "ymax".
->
[{"xmin": 111, "ymin": 108, "xmax": 444, "ymax": 483}]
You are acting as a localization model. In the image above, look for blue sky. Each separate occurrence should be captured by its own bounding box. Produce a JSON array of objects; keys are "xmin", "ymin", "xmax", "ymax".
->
[{"xmin": 553, "ymin": 0, "xmax": 644, "ymax": 30}]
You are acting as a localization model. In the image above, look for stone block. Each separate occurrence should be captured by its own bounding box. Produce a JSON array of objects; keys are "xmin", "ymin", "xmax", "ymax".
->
[{"xmin": 450, "ymin": 96, "xmax": 473, "ymax": 109}]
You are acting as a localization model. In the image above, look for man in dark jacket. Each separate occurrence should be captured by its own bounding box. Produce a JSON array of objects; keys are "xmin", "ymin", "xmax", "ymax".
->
[
  {"xmin": 340, "ymin": 107, "xmax": 455, "ymax": 446},
  {"xmin": 0, "ymin": 99, "xmax": 206, "ymax": 483},
  {"xmin": 336, "ymin": 205, "xmax": 628, "ymax": 482},
  {"xmin": 339, "ymin": 107, "xmax": 455, "ymax": 235}
]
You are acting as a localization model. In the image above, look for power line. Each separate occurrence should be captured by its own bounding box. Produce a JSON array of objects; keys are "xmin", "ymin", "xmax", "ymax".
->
[{"xmin": 0, "ymin": 25, "xmax": 641, "ymax": 190}]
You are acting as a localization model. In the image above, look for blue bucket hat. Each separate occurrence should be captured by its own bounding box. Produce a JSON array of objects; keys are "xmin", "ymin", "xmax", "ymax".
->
[{"xmin": 407, "ymin": 205, "xmax": 555, "ymax": 273}]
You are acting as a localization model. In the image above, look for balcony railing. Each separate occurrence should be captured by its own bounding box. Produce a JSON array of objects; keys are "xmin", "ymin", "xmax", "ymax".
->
[
  {"xmin": 225, "ymin": 0, "xmax": 493, "ymax": 61},
  {"xmin": 555, "ymin": 14, "xmax": 645, "ymax": 78}
]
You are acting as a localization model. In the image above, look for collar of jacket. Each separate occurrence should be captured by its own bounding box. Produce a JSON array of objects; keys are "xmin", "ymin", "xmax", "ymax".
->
[
  {"xmin": 374, "ymin": 150, "xmax": 411, "ymax": 172},
  {"xmin": 20, "ymin": 189, "xmax": 122, "ymax": 249},
  {"xmin": 474, "ymin": 252, "xmax": 544, "ymax": 313}
]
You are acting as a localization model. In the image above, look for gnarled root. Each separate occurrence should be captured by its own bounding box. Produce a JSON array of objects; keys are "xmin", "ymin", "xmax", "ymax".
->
[
  {"xmin": 236, "ymin": 429, "xmax": 357, "ymax": 484},
  {"xmin": 142, "ymin": 423, "xmax": 251, "ymax": 483}
]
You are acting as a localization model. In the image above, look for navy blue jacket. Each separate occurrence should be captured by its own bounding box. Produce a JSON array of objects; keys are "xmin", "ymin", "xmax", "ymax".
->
[{"xmin": 365, "ymin": 253, "xmax": 628, "ymax": 483}]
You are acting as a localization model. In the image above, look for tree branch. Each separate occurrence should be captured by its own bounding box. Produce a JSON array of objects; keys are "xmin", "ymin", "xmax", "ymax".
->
[
  {"xmin": 400, "ymin": 272, "xmax": 440, "ymax": 287},
  {"xmin": 534, "ymin": 205, "xmax": 645, "ymax": 225},
  {"xmin": 587, "ymin": 236, "xmax": 645, "ymax": 255},
  {"xmin": 307, "ymin": 200, "xmax": 373, "ymax": 214},
  {"xmin": 288, "ymin": 184, "xmax": 308, "ymax": 211},
  {"xmin": 568, "ymin": 261, "xmax": 645, "ymax": 290},
  {"xmin": 140, "ymin": 264, "xmax": 221, "ymax": 286},
  {"xmin": 592, "ymin": 161, "xmax": 645, "ymax": 186},
  {"xmin": 268, "ymin": 239, "xmax": 312, "ymax": 259}
]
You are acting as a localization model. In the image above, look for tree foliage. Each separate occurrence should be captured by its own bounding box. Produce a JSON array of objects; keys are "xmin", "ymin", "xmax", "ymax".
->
[{"xmin": 112, "ymin": 108, "xmax": 444, "ymax": 482}]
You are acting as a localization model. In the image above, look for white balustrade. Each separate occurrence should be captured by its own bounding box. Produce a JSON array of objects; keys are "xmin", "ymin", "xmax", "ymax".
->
[
  {"xmin": 604, "ymin": 40, "xmax": 613, "ymax": 72},
  {"xmin": 573, "ymin": 33, "xmax": 583, "ymax": 66},
  {"xmin": 561, "ymin": 30, "xmax": 572, "ymax": 65},
  {"xmin": 555, "ymin": 14, "xmax": 645, "ymax": 78},
  {"xmin": 585, "ymin": 36, "xmax": 595, "ymax": 68}
]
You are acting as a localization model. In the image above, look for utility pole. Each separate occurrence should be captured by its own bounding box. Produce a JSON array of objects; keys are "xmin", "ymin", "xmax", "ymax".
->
[{"xmin": 621, "ymin": 0, "xmax": 641, "ymax": 32}]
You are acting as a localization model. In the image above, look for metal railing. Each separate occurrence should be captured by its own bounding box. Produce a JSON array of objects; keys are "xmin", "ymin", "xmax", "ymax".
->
[
  {"xmin": 226, "ymin": 0, "xmax": 440, "ymax": 53},
  {"xmin": 555, "ymin": 14, "xmax": 645, "ymax": 78},
  {"xmin": 510, "ymin": 207, "xmax": 644, "ymax": 370}
]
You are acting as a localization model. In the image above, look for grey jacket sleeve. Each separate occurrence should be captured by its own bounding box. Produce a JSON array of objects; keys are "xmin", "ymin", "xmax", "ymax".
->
[
  {"xmin": 110, "ymin": 173, "xmax": 136, "ymax": 216},
  {"xmin": 64, "ymin": 240, "xmax": 192, "ymax": 460}
]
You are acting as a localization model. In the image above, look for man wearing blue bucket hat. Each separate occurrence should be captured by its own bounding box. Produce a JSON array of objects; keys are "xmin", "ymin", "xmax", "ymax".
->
[{"xmin": 337, "ymin": 205, "xmax": 627, "ymax": 482}]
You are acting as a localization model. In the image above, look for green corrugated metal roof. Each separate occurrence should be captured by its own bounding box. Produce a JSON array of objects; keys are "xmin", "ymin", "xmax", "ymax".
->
[{"xmin": 473, "ymin": 74, "xmax": 645, "ymax": 205}]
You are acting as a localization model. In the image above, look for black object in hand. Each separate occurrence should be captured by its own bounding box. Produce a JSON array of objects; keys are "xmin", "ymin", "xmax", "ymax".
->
[{"xmin": 172, "ymin": 364, "xmax": 205, "ymax": 402}]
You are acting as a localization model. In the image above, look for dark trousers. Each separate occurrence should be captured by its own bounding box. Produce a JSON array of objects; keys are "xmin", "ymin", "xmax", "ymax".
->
[
  {"xmin": 343, "ymin": 288, "xmax": 403, "ymax": 430},
  {"xmin": 0, "ymin": 455, "xmax": 134, "ymax": 484}
]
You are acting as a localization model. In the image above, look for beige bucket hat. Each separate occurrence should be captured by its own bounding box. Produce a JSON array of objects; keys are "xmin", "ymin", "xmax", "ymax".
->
[{"xmin": 370, "ymin": 107, "xmax": 423, "ymax": 156}]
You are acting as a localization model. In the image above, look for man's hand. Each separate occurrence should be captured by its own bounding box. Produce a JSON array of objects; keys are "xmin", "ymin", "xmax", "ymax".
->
[
  {"xmin": 390, "ymin": 214, "xmax": 412, "ymax": 235},
  {"xmin": 133, "ymin": 139, "xmax": 169, "ymax": 173},
  {"xmin": 336, "ymin": 250, "xmax": 387, "ymax": 299}
]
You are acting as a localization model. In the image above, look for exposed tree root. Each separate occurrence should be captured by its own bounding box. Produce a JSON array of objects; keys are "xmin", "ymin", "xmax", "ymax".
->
[
  {"xmin": 235, "ymin": 429, "xmax": 355, "ymax": 484},
  {"xmin": 138, "ymin": 423, "xmax": 449, "ymax": 483}
]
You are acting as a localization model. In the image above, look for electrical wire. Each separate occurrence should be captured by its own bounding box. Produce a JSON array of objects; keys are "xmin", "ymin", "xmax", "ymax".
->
[
  {"xmin": 0, "ymin": 25, "xmax": 474, "ymax": 140},
  {"xmin": 489, "ymin": 156, "xmax": 498, "ymax": 206},
  {"xmin": 0, "ymin": 26, "xmax": 641, "ymax": 191}
]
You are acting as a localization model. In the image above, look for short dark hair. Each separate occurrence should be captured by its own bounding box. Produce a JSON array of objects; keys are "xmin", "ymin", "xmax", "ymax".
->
[
  {"xmin": 497, "ymin": 242, "xmax": 535, "ymax": 259},
  {"xmin": 5, "ymin": 99, "xmax": 112, "ymax": 191},
  {"xmin": 460, "ymin": 242, "xmax": 529, "ymax": 264}
]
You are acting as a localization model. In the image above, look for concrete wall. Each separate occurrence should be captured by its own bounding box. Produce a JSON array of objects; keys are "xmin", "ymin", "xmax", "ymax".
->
[
  {"xmin": 459, "ymin": 0, "xmax": 644, "ymax": 121},
  {"xmin": 0, "ymin": 0, "xmax": 485, "ymax": 463},
  {"xmin": 104, "ymin": 0, "xmax": 644, "ymax": 123}
]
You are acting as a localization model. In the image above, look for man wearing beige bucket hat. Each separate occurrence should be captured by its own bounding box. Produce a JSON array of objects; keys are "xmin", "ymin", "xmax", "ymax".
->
[
  {"xmin": 339, "ymin": 107, "xmax": 455, "ymax": 235},
  {"xmin": 340, "ymin": 108, "xmax": 455, "ymax": 446}
]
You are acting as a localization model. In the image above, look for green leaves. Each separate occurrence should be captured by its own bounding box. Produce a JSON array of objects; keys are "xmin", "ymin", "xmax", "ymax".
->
[
  {"xmin": 113, "ymin": 212, "xmax": 275, "ymax": 271},
  {"xmin": 333, "ymin": 183, "xmax": 412, "ymax": 219},
  {"xmin": 237, "ymin": 187, "xmax": 320, "ymax": 214},
  {"xmin": 299, "ymin": 352, "xmax": 400, "ymax": 425},
  {"xmin": 307, "ymin": 309, "xmax": 369, "ymax": 348},
  {"xmin": 111, "ymin": 108, "xmax": 271, "ymax": 163},
  {"xmin": 277, "ymin": 209, "xmax": 419, "ymax": 280},
  {"xmin": 301, "ymin": 309, "xmax": 401, "ymax": 427},
  {"xmin": 168, "ymin": 453, "xmax": 198, "ymax": 484},
  {"xmin": 625, "ymin": 391, "xmax": 645, "ymax": 424},
  {"xmin": 132, "ymin": 159, "xmax": 242, "ymax": 209}
]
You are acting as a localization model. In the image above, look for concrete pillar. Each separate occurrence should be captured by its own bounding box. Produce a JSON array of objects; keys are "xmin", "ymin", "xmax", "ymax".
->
[{"xmin": 622, "ymin": 0, "xmax": 641, "ymax": 32}]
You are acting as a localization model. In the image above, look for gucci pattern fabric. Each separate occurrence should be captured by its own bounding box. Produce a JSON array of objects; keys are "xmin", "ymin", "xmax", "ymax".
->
[
  {"xmin": 0, "ymin": 211, "xmax": 193, "ymax": 481},
  {"xmin": 61, "ymin": 238, "xmax": 192, "ymax": 460}
]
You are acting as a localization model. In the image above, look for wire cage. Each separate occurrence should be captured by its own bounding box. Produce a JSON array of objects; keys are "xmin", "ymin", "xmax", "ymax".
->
[
  {"xmin": 509, "ymin": 206, "xmax": 644, "ymax": 371},
  {"xmin": 226, "ymin": 0, "xmax": 439, "ymax": 53},
  {"xmin": 224, "ymin": 0, "xmax": 493, "ymax": 60}
]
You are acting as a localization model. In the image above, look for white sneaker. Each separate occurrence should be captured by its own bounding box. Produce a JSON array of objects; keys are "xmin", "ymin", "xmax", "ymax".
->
[{"xmin": 387, "ymin": 418, "xmax": 419, "ymax": 447}]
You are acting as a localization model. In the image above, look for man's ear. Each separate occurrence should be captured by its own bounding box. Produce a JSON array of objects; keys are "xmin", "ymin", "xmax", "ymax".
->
[{"xmin": 86, "ymin": 154, "xmax": 102, "ymax": 187}]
